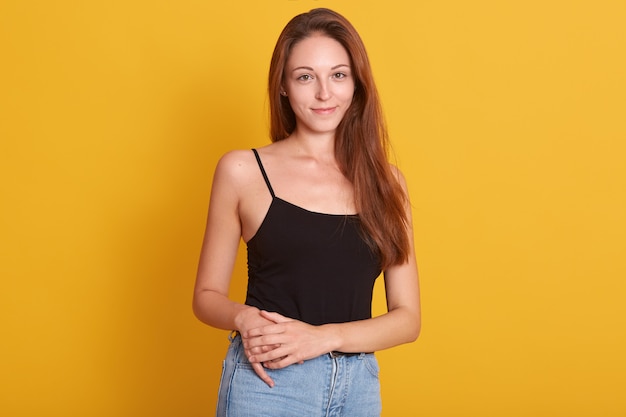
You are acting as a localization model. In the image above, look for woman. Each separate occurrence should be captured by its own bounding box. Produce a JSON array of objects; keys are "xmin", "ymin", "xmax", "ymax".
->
[{"xmin": 193, "ymin": 8, "xmax": 420, "ymax": 416}]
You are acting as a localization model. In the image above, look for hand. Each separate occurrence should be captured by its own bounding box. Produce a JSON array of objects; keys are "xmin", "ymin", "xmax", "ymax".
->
[
  {"xmin": 242, "ymin": 310, "xmax": 334, "ymax": 369},
  {"xmin": 234, "ymin": 307, "xmax": 281, "ymax": 387}
]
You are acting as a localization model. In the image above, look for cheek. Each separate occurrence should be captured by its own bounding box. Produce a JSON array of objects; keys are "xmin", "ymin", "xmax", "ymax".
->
[
  {"xmin": 287, "ymin": 95, "xmax": 304, "ymax": 112},
  {"xmin": 340, "ymin": 89, "xmax": 355, "ymax": 105},
  {"xmin": 285, "ymin": 89, "xmax": 308, "ymax": 107},
  {"xmin": 339, "ymin": 82, "xmax": 355, "ymax": 101}
]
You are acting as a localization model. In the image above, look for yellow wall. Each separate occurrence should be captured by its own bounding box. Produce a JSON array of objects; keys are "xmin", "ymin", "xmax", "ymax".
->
[{"xmin": 1, "ymin": 0, "xmax": 625, "ymax": 415}]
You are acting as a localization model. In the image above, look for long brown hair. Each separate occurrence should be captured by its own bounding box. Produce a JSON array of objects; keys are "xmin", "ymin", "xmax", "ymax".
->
[{"xmin": 268, "ymin": 8, "xmax": 410, "ymax": 269}]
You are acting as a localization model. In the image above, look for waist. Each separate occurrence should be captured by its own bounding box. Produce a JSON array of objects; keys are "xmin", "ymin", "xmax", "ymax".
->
[{"xmin": 230, "ymin": 331, "xmax": 368, "ymax": 358}]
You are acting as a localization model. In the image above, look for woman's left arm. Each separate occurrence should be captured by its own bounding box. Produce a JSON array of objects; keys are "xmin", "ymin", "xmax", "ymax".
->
[{"xmin": 244, "ymin": 169, "xmax": 421, "ymax": 368}]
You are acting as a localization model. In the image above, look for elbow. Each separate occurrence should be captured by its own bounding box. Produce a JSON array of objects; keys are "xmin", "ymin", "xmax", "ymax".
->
[
  {"xmin": 405, "ymin": 314, "xmax": 421, "ymax": 343},
  {"xmin": 391, "ymin": 305, "xmax": 421, "ymax": 344},
  {"xmin": 192, "ymin": 296, "xmax": 202, "ymax": 322},
  {"xmin": 192, "ymin": 289, "xmax": 209, "ymax": 324},
  {"xmin": 192, "ymin": 298, "xmax": 201, "ymax": 321},
  {"xmin": 408, "ymin": 322, "xmax": 421, "ymax": 343}
]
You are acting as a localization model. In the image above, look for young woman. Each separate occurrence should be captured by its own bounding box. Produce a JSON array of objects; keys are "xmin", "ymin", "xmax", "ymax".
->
[{"xmin": 193, "ymin": 8, "xmax": 420, "ymax": 416}]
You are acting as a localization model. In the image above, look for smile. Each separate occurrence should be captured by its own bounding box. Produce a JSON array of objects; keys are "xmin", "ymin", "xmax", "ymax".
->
[{"xmin": 311, "ymin": 107, "xmax": 337, "ymax": 115}]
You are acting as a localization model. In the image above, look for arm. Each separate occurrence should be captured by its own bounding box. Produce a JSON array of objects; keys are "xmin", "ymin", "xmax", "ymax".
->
[
  {"xmin": 193, "ymin": 151, "xmax": 279, "ymax": 387},
  {"xmin": 244, "ymin": 169, "xmax": 421, "ymax": 367}
]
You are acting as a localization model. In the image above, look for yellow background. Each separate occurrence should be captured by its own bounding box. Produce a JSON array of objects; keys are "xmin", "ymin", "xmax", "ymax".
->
[{"xmin": 1, "ymin": 0, "xmax": 625, "ymax": 415}]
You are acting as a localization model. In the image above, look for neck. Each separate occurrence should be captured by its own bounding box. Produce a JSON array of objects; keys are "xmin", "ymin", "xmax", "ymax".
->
[{"xmin": 287, "ymin": 129, "xmax": 337, "ymax": 163}]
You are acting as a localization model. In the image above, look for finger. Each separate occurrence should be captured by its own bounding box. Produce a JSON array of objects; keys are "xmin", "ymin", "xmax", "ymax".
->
[
  {"xmin": 261, "ymin": 344, "xmax": 279, "ymax": 353},
  {"xmin": 243, "ymin": 334, "xmax": 282, "ymax": 348},
  {"xmin": 252, "ymin": 362, "xmax": 275, "ymax": 388},
  {"xmin": 245, "ymin": 343, "xmax": 280, "ymax": 358},
  {"xmin": 261, "ymin": 355, "xmax": 300, "ymax": 370},
  {"xmin": 267, "ymin": 357, "xmax": 303, "ymax": 366},
  {"xmin": 260, "ymin": 310, "xmax": 292, "ymax": 323},
  {"xmin": 249, "ymin": 346, "xmax": 291, "ymax": 365},
  {"xmin": 245, "ymin": 324, "xmax": 285, "ymax": 338},
  {"xmin": 244, "ymin": 335, "xmax": 285, "ymax": 352}
]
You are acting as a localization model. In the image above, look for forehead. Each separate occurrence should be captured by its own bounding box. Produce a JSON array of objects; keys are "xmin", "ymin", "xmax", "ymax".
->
[{"xmin": 286, "ymin": 35, "xmax": 351, "ymax": 69}]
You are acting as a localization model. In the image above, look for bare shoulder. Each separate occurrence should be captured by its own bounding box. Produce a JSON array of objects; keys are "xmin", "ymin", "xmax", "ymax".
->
[
  {"xmin": 216, "ymin": 149, "xmax": 257, "ymax": 170},
  {"xmin": 214, "ymin": 149, "xmax": 259, "ymax": 187}
]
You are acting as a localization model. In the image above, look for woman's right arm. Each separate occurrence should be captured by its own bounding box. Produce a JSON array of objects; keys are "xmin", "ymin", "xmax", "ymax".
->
[{"xmin": 192, "ymin": 151, "xmax": 277, "ymax": 387}]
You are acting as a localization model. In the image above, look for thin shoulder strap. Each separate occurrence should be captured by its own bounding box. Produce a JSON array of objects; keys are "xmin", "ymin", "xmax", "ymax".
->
[{"xmin": 251, "ymin": 148, "xmax": 275, "ymax": 198}]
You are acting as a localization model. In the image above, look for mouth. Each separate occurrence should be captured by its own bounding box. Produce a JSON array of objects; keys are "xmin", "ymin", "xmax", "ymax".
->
[{"xmin": 311, "ymin": 107, "xmax": 337, "ymax": 115}]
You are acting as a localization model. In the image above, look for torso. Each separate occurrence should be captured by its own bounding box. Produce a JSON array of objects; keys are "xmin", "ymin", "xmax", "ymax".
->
[{"xmin": 241, "ymin": 145, "xmax": 381, "ymax": 325}]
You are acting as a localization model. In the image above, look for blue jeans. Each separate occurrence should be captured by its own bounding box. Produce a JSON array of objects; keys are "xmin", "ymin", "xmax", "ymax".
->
[{"xmin": 216, "ymin": 333, "xmax": 382, "ymax": 417}]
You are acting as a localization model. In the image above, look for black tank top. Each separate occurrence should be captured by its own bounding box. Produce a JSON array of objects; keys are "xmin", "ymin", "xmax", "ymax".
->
[{"xmin": 245, "ymin": 149, "xmax": 382, "ymax": 326}]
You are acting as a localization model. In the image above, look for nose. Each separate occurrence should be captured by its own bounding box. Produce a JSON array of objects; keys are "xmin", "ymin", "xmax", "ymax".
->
[{"xmin": 315, "ymin": 79, "xmax": 331, "ymax": 101}]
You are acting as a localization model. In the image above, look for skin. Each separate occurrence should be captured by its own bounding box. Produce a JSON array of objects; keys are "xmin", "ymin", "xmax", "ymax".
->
[{"xmin": 193, "ymin": 34, "xmax": 421, "ymax": 388}]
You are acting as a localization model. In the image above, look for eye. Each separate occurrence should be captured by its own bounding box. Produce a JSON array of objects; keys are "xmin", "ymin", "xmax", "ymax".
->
[
  {"xmin": 333, "ymin": 72, "xmax": 348, "ymax": 79},
  {"xmin": 297, "ymin": 74, "xmax": 313, "ymax": 81}
]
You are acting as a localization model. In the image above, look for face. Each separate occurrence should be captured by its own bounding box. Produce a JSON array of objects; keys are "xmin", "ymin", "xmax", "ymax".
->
[{"xmin": 283, "ymin": 34, "xmax": 355, "ymax": 137}]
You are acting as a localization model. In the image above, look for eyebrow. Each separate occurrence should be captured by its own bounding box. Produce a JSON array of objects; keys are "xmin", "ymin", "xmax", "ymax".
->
[{"xmin": 291, "ymin": 64, "xmax": 350, "ymax": 72}]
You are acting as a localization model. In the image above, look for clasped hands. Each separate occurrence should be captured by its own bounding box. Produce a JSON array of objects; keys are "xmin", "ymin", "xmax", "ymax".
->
[{"xmin": 239, "ymin": 309, "xmax": 330, "ymax": 387}]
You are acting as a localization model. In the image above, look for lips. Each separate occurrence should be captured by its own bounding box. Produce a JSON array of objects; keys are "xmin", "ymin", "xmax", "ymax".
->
[{"xmin": 311, "ymin": 107, "xmax": 337, "ymax": 115}]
